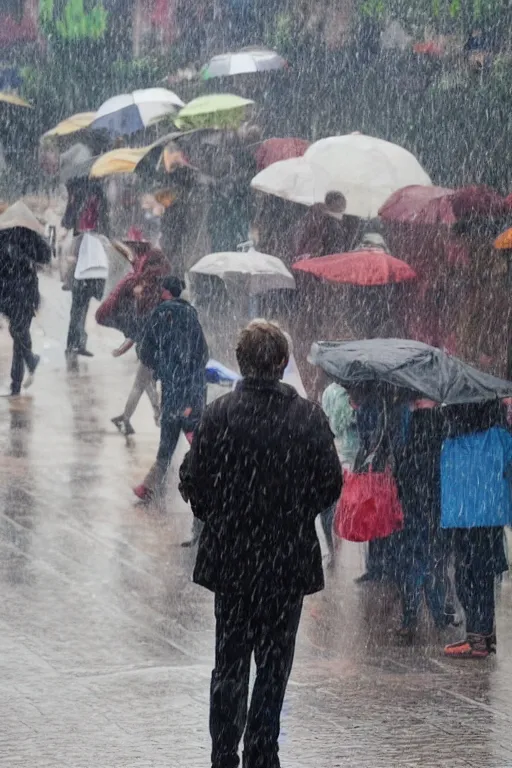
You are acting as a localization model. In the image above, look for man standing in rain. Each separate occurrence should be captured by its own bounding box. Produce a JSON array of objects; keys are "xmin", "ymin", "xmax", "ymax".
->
[{"xmin": 179, "ymin": 320, "xmax": 342, "ymax": 768}]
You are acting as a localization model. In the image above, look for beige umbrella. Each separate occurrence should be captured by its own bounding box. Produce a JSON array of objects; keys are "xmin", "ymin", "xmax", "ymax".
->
[
  {"xmin": 0, "ymin": 200, "xmax": 45, "ymax": 236},
  {"xmin": 43, "ymin": 112, "xmax": 96, "ymax": 138},
  {"xmin": 0, "ymin": 92, "xmax": 32, "ymax": 108}
]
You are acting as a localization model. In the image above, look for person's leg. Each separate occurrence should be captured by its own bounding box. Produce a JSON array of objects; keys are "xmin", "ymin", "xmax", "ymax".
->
[
  {"xmin": 8, "ymin": 323, "xmax": 25, "ymax": 395},
  {"xmin": 243, "ymin": 593, "xmax": 303, "ymax": 768},
  {"xmin": 445, "ymin": 530, "xmax": 490, "ymax": 657},
  {"xmin": 399, "ymin": 557, "xmax": 425, "ymax": 634},
  {"xmin": 66, "ymin": 283, "xmax": 87, "ymax": 351},
  {"xmin": 122, "ymin": 363, "xmax": 148, "ymax": 419},
  {"xmin": 319, "ymin": 504, "xmax": 335, "ymax": 558},
  {"xmin": 143, "ymin": 368, "xmax": 160, "ymax": 424},
  {"xmin": 211, "ymin": 593, "xmax": 252, "ymax": 768},
  {"xmin": 138, "ymin": 414, "xmax": 182, "ymax": 497}
]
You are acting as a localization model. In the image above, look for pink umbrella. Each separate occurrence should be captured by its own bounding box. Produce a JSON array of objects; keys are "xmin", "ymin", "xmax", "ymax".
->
[
  {"xmin": 254, "ymin": 137, "xmax": 310, "ymax": 172},
  {"xmin": 379, "ymin": 185, "xmax": 453, "ymax": 223},
  {"xmin": 380, "ymin": 184, "xmax": 509, "ymax": 226}
]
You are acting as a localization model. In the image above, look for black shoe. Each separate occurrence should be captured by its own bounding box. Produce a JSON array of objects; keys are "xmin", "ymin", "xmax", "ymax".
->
[
  {"xmin": 76, "ymin": 347, "xmax": 94, "ymax": 358},
  {"xmin": 354, "ymin": 571, "xmax": 381, "ymax": 584},
  {"xmin": 111, "ymin": 415, "xmax": 135, "ymax": 435},
  {"xmin": 180, "ymin": 537, "xmax": 199, "ymax": 548}
]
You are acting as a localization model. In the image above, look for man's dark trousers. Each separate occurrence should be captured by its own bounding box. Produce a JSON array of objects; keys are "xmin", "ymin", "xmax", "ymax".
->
[{"xmin": 210, "ymin": 589, "xmax": 303, "ymax": 768}]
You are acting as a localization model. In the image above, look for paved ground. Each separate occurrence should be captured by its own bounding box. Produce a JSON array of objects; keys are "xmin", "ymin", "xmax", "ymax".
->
[{"xmin": 1, "ymin": 271, "xmax": 512, "ymax": 768}]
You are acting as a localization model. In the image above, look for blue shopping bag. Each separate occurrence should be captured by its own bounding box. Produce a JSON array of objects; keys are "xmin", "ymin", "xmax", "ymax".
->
[{"xmin": 441, "ymin": 427, "xmax": 512, "ymax": 528}]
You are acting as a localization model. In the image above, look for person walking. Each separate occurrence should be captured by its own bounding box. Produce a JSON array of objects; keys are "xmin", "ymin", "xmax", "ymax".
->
[
  {"xmin": 65, "ymin": 233, "xmax": 108, "ymax": 358},
  {"xmin": 179, "ymin": 320, "xmax": 342, "ymax": 768},
  {"xmin": 0, "ymin": 239, "xmax": 41, "ymax": 396},
  {"xmin": 133, "ymin": 277, "xmax": 209, "ymax": 502},
  {"xmin": 96, "ymin": 245, "xmax": 171, "ymax": 435}
]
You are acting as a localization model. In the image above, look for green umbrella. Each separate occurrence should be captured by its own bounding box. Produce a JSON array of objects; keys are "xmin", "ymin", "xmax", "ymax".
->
[{"xmin": 174, "ymin": 94, "xmax": 254, "ymax": 130}]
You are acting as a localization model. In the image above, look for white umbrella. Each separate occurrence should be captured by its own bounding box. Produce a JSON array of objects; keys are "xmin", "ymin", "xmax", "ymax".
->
[
  {"xmin": 201, "ymin": 47, "xmax": 286, "ymax": 79},
  {"xmin": 91, "ymin": 88, "xmax": 184, "ymax": 136},
  {"xmin": 250, "ymin": 157, "xmax": 336, "ymax": 207},
  {"xmin": 304, "ymin": 134, "xmax": 432, "ymax": 218},
  {"xmin": 189, "ymin": 249, "xmax": 296, "ymax": 295}
]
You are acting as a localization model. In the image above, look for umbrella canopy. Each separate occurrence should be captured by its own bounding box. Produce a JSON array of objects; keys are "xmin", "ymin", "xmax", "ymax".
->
[
  {"xmin": 494, "ymin": 228, "xmax": 512, "ymax": 250},
  {"xmin": 250, "ymin": 157, "xmax": 335, "ymax": 207},
  {"xmin": 201, "ymin": 47, "xmax": 286, "ymax": 79},
  {"xmin": 386, "ymin": 185, "xmax": 511, "ymax": 226},
  {"xmin": 174, "ymin": 94, "xmax": 254, "ymax": 130},
  {"xmin": 0, "ymin": 200, "xmax": 45, "ymax": 237},
  {"xmin": 89, "ymin": 147, "xmax": 151, "ymax": 178},
  {"xmin": 304, "ymin": 134, "xmax": 432, "ymax": 218},
  {"xmin": 0, "ymin": 91, "xmax": 31, "ymax": 108},
  {"xmin": 310, "ymin": 338, "xmax": 512, "ymax": 405},
  {"xmin": 43, "ymin": 112, "xmax": 96, "ymax": 139},
  {"xmin": 91, "ymin": 88, "xmax": 184, "ymax": 136},
  {"xmin": 293, "ymin": 249, "xmax": 417, "ymax": 285},
  {"xmin": 189, "ymin": 249, "xmax": 295, "ymax": 295},
  {"xmin": 379, "ymin": 185, "xmax": 453, "ymax": 223},
  {"xmin": 255, "ymin": 137, "xmax": 310, "ymax": 172}
]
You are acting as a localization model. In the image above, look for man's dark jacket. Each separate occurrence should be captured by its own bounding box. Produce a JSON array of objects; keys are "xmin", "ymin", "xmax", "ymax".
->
[
  {"xmin": 139, "ymin": 297, "xmax": 208, "ymax": 415},
  {"xmin": 179, "ymin": 378, "xmax": 342, "ymax": 596}
]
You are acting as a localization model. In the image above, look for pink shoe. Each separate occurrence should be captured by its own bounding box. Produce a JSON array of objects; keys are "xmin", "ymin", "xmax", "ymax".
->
[{"xmin": 133, "ymin": 484, "xmax": 153, "ymax": 502}]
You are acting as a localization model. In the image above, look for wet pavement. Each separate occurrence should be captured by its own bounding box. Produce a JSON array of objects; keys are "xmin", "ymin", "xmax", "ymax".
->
[{"xmin": 1, "ymin": 271, "xmax": 512, "ymax": 767}]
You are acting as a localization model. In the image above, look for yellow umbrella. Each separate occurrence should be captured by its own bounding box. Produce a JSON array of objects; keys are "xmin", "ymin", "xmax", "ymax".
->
[
  {"xmin": 494, "ymin": 228, "xmax": 512, "ymax": 250},
  {"xmin": 89, "ymin": 146, "xmax": 151, "ymax": 178},
  {"xmin": 0, "ymin": 92, "xmax": 32, "ymax": 108},
  {"xmin": 43, "ymin": 112, "xmax": 96, "ymax": 138}
]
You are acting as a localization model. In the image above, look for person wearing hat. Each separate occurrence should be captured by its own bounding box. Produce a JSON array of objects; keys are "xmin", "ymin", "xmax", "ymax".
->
[{"xmin": 134, "ymin": 276, "xmax": 209, "ymax": 502}]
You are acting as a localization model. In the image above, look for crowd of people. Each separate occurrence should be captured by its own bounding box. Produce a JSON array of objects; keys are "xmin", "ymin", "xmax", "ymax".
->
[{"xmin": 1, "ymin": 158, "xmax": 512, "ymax": 768}]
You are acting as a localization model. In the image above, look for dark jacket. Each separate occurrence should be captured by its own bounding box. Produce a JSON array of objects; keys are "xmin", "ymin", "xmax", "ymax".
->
[
  {"xmin": 0, "ymin": 240, "xmax": 40, "ymax": 327},
  {"xmin": 179, "ymin": 378, "xmax": 342, "ymax": 596},
  {"xmin": 139, "ymin": 297, "xmax": 209, "ymax": 414}
]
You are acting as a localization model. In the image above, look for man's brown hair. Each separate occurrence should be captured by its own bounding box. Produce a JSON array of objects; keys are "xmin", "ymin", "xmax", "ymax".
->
[{"xmin": 236, "ymin": 320, "xmax": 289, "ymax": 380}]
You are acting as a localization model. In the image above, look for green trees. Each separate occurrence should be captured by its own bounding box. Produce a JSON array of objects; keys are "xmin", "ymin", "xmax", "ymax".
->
[{"xmin": 40, "ymin": 0, "xmax": 108, "ymax": 41}]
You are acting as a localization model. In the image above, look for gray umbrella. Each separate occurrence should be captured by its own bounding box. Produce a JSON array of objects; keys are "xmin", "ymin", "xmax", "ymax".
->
[
  {"xmin": 309, "ymin": 338, "xmax": 512, "ymax": 405},
  {"xmin": 201, "ymin": 47, "xmax": 286, "ymax": 79}
]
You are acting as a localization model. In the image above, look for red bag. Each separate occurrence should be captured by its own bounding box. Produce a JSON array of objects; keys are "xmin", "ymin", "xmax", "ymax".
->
[{"xmin": 334, "ymin": 468, "xmax": 404, "ymax": 542}]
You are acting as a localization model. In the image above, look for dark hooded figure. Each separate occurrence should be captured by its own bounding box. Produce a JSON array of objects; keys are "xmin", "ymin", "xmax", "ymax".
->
[
  {"xmin": 0, "ymin": 228, "xmax": 51, "ymax": 396},
  {"xmin": 134, "ymin": 276, "xmax": 209, "ymax": 502},
  {"xmin": 179, "ymin": 320, "xmax": 342, "ymax": 768}
]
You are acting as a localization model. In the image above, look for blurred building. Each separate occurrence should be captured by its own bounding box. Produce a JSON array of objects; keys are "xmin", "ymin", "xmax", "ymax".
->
[{"xmin": 0, "ymin": 0, "xmax": 39, "ymax": 48}]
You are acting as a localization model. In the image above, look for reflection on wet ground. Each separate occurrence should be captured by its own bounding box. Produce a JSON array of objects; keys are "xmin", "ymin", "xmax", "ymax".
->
[{"xmin": 0, "ymin": 273, "xmax": 512, "ymax": 767}]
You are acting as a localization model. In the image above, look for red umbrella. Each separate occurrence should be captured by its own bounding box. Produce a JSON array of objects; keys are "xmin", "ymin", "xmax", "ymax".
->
[
  {"xmin": 254, "ymin": 137, "xmax": 310, "ymax": 172},
  {"xmin": 292, "ymin": 248, "xmax": 417, "ymax": 286},
  {"xmin": 379, "ymin": 185, "xmax": 453, "ymax": 223},
  {"xmin": 380, "ymin": 184, "xmax": 509, "ymax": 226}
]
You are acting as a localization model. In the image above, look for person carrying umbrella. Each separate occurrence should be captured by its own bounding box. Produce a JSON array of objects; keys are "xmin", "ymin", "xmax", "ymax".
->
[
  {"xmin": 290, "ymin": 191, "xmax": 357, "ymax": 262},
  {"xmin": 0, "ymin": 229, "xmax": 46, "ymax": 396},
  {"xmin": 0, "ymin": 203, "xmax": 51, "ymax": 397},
  {"xmin": 133, "ymin": 277, "xmax": 209, "ymax": 502}
]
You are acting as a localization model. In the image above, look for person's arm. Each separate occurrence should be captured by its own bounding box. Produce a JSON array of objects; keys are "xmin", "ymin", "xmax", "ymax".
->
[
  {"xmin": 138, "ymin": 311, "xmax": 159, "ymax": 373},
  {"xmin": 309, "ymin": 406, "xmax": 343, "ymax": 512},
  {"xmin": 179, "ymin": 405, "xmax": 219, "ymax": 522},
  {"xmin": 112, "ymin": 338, "xmax": 134, "ymax": 357}
]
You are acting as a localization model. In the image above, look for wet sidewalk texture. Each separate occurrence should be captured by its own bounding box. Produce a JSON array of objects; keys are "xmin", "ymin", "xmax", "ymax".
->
[{"xmin": 1, "ymin": 273, "xmax": 512, "ymax": 768}]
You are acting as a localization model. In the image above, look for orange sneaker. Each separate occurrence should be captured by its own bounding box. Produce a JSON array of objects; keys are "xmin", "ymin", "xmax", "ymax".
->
[{"xmin": 444, "ymin": 633, "xmax": 489, "ymax": 659}]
